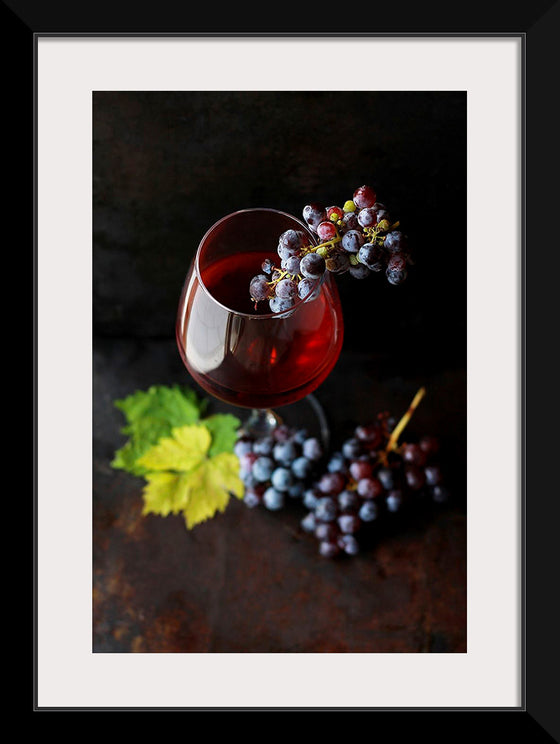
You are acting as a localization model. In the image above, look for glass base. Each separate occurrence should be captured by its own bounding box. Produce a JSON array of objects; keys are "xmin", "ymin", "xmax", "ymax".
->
[{"xmin": 239, "ymin": 394, "xmax": 330, "ymax": 451}]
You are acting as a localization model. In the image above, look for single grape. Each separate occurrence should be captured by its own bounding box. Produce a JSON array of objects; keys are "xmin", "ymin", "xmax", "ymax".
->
[
  {"xmin": 337, "ymin": 534, "xmax": 359, "ymax": 556},
  {"xmin": 342, "ymin": 438, "xmax": 363, "ymax": 459},
  {"xmin": 402, "ymin": 443, "xmax": 427, "ymax": 467},
  {"xmin": 342, "ymin": 211, "xmax": 360, "ymax": 231},
  {"xmin": 384, "ymin": 230, "xmax": 408, "ymax": 253},
  {"xmin": 301, "ymin": 512, "xmax": 317, "ymax": 533},
  {"xmin": 298, "ymin": 277, "xmax": 319, "ymax": 301},
  {"xmin": 291, "ymin": 456, "xmax": 312, "ymax": 479},
  {"xmin": 377, "ymin": 467, "xmax": 395, "ymax": 490},
  {"xmin": 239, "ymin": 451, "xmax": 258, "ymax": 475},
  {"xmin": 338, "ymin": 514, "xmax": 361, "ymax": 534},
  {"xmin": 424, "ymin": 465, "xmax": 443, "ymax": 486},
  {"xmin": 355, "ymin": 424, "xmax": 383, "ymax": 448},
  {"xmin": 283, "ymin": 255, "xmax": 302, "ymax": 275},
  {"xmin": 252, "ymin": 436, "xmax": 274, "ymax": 456},
  {"xmin": 269, "ymin": 296, "xmax": 294, "ymax": 315},
  {"xmin": 357, "ymin": 477, "xmax": 384, "ymax": 500},
  {"xmin": 315, "ymin": 522, "xmax": 339, "ymax": 542},
  {"xmin": 273, "ymin": 440, "xmax": 298, "ymax": 466},
  {"xmin": 315, "ymin": 496, "xmax": 338, "ymax": 522},
  {"xmin": 278, "ymin": 228, "xmax": 305, "ymax": 253},
  {"xmin": 292, "ymin": 428, "xmax": 308, "ymax": 445},
  {"xmin": 353, "ymin": 184, "xmax": 377, "ymax": 209},
  {"xmin": 317, "ymin": 471, "xmax": 347, "ymax": 496},
  {"xmin": 386, "ymin": 489, "xmax": 403, "ymax": 512},
  {"xmin": 234, "ymin": 438, "xmax": 253, "ymax": 458},
  {"xmin": 244, "ymin": 490, "xmax": 262, "ymax": 508},
  {"xmin": 349, "ymin": 263, "xmax": 370, "ymax": 280},
  {"xmin": 341, "ymin": 230, "xmax": 365, "ymax": 254},
  {"xmin": 303, "ymin": 488, "xmax": 320, "ymax": 510},
  {"xmin": 338, "ymin": 490, "xmax": 360, "ymax": 513},
  {"xmin": 249, "ymin": 274, "xmax": 271, "ymax": 302},
  {"xmin": 252, "ymin": 456, "xmax": 275, "ymax": 483},
  {"xmin": 275, "ymin": 277, "xmax": 298, "ymax": 300},
  {"xmin": 357, "ymin": 206, "xmax": 378, "ymax": 228},
  {"xmin": 327, "ymin": 452, "xmax": 347, "ymax": 474},
  {"xmin": 302, "ymin": 203, "xmax": 327, "ymax": 232},
  {"xmin": 302, "ymin": 437, "xmax": 323, "ymax": 461},
  {"xmin": 273, "ymin": 424, "xmax": 292, "ymax": 441},
  {"xmin": 386, "ymin": 252, "xmax": 408, "ymax": 285},
  {"xmin": 300, "ymin": 252, "xmax": 326, "ymax": 279},
  {"xmin": 327, "ymin": 206, "xmax": 344, "ymax": 221},
  {"xmin": 358, "ymin": 243, "xmax": 385, "ymax": 272},
  {"xmin": 319, "ymin": 540, "xmax": 341, "ymax": 558},
  {"xmin": 325, "ymin": 251, "xmax": 351, "ymax": 274},
  {"xmin": 359, "ymin": 500, "xmax": 378, "ymax": 522},
  {"xmin": 317, "ymin": 221, "xmax": 338, "ymax": 241},
  {"xmin": 349, "ymin": 460, "xmax": 373, "ymax": 481},
  {"xmin": 261, "ymin": 258, "xmax": 275, "ymax": 275},
  {"xmin": 405, "ymin": 465, "xmax": 426, "ymax": 490},
  {"xmin": 431, "ymin": 484, "xmax": 449, "ymax": 503},
  {"xmin": 419, "ymin": 435, "xmax": 440, "ymax": 456},
  {"xmin": 271, "ymin": 467, "xmax": 294, "ymax": 492},
  {"xmin": 263, "ymin": 487, "xmax": 285, "ymax": 511}
]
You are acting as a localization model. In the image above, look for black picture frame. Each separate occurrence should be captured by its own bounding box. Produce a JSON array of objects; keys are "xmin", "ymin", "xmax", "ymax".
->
[{"xmin": 13, "ymin": 0, "xmax": 557, "ymax": 735}]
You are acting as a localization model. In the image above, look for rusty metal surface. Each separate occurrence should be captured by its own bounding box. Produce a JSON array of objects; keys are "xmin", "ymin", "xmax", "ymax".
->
[{"xmin": 93, "ymin": 338, "xmax": 466, "ymax": 653}]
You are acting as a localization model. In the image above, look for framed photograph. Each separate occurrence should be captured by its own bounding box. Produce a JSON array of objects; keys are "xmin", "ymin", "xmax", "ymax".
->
[{"xmin": 16, "ymin": 0, "xmax": 554, "ymax": 731}]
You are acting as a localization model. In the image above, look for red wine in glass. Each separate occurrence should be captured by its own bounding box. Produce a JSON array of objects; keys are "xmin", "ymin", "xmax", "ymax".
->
[{"xmin": 176, "ymin": 208, "xmax": 344, "ymax": 439}]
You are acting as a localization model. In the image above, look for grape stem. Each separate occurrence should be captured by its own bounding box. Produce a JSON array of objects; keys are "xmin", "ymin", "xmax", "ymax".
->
[{"xmin": 385, "ymin": 387, "xmax": 426, "ymax": 453}]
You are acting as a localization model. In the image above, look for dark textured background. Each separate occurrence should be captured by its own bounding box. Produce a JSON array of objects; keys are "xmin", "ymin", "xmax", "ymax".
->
[{"xmin": 93, "ymin": 90, "xmax": 467, "ymax": 653}]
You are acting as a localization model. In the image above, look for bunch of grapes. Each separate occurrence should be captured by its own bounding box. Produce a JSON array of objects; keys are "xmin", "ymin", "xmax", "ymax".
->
[
  {"xmin": 234, "ymin": 424, "xmax": 325, "ymax": 511},
  {"xmin": 233, "ymin": 388, "xmax": 450, "ymax": 559},
  {"xmin": 299, "ymin": 415, "xmax": 449, "ymax": 559},
  {"xmin": 249, "ymin": 184, "xmax": 411, "ymax": 313}
]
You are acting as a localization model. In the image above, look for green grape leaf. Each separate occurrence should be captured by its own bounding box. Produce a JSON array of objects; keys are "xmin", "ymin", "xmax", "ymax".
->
[
  {"xmin": 202, "ymin": 413, "xmax": 241, "ymax": 457},
  {"xmin": 111, "ymin": 385, "xmax": 203, "ymax": 475},
  {"xmin": 137, "ymin": 424, "xmax": 244, "ymax": 529}
]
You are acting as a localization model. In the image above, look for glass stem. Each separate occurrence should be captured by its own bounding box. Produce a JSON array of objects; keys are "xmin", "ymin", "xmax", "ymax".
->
[{"xmin": 241, "ymin": 408, "xmax": 283, "ymax": 439}]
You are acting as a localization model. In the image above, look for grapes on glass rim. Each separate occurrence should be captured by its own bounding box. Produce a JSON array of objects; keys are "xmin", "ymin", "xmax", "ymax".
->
[{"xmin": 248, "ymin": 183, "xmax": 411, "ymax": 309}]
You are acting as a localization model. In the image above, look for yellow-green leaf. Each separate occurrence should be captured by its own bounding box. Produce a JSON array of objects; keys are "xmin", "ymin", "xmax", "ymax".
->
[
  {"xmin": 141, "ymin": 471, "xmax": 192, "ymax": 517},
  {"xmin": 181, "ymin": 452, "xmax": 244, "ymax": 529},
  {"xmin": 137, "ymin": 425, "xmax": 211, "ymax": 473}
]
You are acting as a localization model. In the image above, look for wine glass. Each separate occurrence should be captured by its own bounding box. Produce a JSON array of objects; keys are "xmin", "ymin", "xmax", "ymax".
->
[{"xmin": 175, "ymin": 208, "xmax": 344, "ymax": 446}]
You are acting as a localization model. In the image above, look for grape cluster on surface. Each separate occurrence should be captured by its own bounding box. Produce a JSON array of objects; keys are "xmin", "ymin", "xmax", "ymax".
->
[
  {"xmin": 249, "ymin": 184, "xmax": 411, "ymax": 313},
  {"xmin": 234, "ymin": 424, "xmax": 325, "ymax": 512},
  {"xmin": 299, "ymin": 417, "xmax": 449, "ymax": 559},
  {"xmin": 233, "ymin": 389, "xmax": 450, "ymax": 559}
]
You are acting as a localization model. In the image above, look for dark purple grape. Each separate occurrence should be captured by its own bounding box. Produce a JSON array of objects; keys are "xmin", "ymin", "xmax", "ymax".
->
[
  {"xmin": 315, "ymin": 522, "xmax": 339, "ymax": 542},
  {"xmin": 301, "ymin": 512, "xmax": 317, "ymax": 533},
  {"xmin": 302, "ymin": 203, "xmax": 327, "ymax": 232},
  {"xmin": 338, "ymin": 514, "xmax": 361, "ymax": 534},
  {"xmin": 349, "ymin": 263, "xmax": 370, "ymax": 279},
  {"xmin": 342, "ymin": 211, "xmax": 360, "ymax": 231},
  {"xmin": 269, "ymin": 296, "xmax": 294, "ymax": 315},
  {"xmin": 283, "ymin": 255, "xmax": 302, "ymax": 274},
  {"xmin": 377, "ymin": 467, "xmax": 394, "ymax": 490},
  {"xmin": 263, "ymin": 487, "xmax": 285, "ymax": 511},
  {"xmin": 359, "ymin": 500, "xmax": 378, "ymax": 522},
  {"xmin": 297, "ymin": 277, "xmax": 318, "ymax": 301},
  {"xmin": 327, "ymin": 452, "xmax": 347, "ymax": 474},
  {"xmin": 302, "ymin": 437, "xmax": 323, "ymax": 461},
  {"xmin": 419, "ymin": 436, "xmax": 440, "ymax": 457},
  {"xmin": 234, "ymin": 438, "xmax": 253, "ymax": 458},
  {"xmin": 319, "ymin": 540, "xmax": 341, "ymax": 558},
  {"xmin": 300, "ymin": 252, "xmax": 326, "ymax": 279},
  {"xmin": 252, "ymin": 456, "xmax": 274, "ymax": 483},
  {"xmin": 341, "ymin": 230, "xmax": 365, "ymax": 253},
  {"xmin": 278, "ymin": 228, "xmax": 305, "ymax": 253},
  {"xmin": 386, "ymin": 252, "xmax": 408, "ymax": 285},
  {"xmin": 291, "ymin": 456, "xmax": 312, "ymax": 479},
  {"xmin": 261, "ymin": 258, "xmax": 275, "ymax": 275},
  {"xmin": 384, "ymin": 230, "xmax": 408, "ymax": 253},
  {"xmin": 325, "ymin": 251, "xmax": 350, "ymax": 274},
  {"xmin": 271, "ymin": 467, "xmax": 293, "ymax": 492},
  {"xmin": 303, "ymin": 488, "xmax": 320, "ymax": 510},
  {"xmin": 317, "ymin": 471, "xmax": 347, "ymax": 496},
  {"xmin": 355, "ymin": 424, "xmax": 384, "ymax": 448},
  {"xmin": 402, "ymin": 443, "xmax": 427, "ymax": 467},
  {"xmin": 432, "ymin": 485, "xmax": 450, "ymax": 503},
  {"xmin": 349, "ymin": 460, "xmax": 373, "ymax": 481},
  {"xmin": 357, "ymin": 206, "xmax": 378, "ymax": 228},
  {"xmin": 315, "ymin": 497, "xmax": 338, "ymax": 522},
  {"xmin": 358, "ymin": 243, "xmax": 385, "ymax": 272},
  {"xmin": 273, "ymin": 440, "xmax": 297, "ymax": 466},
  {"xmin": 342, "ymin": 438, "xmax": 362, "ymax": 460},
  {"xmin": 357, "ymin": 477, "xmax": 384, "ymax": 500},
  {"xmin": 337, "ymin": 534, "xmax": 360, "ymax": 555},
  {"xmin": 249, "ymin": 274, "xmax": 271, "ymax": 302},
  {"xmin": 405, "ymin": 465, "xmax": 426, "ymax": 490},
  {"xmin": 386, "ymin": 489, "xmax": 403, "ymax": 512},
  {"xmin": 244, "ymin": 490, "xmax": 262, "ymax": 508},
  {"xmin": 338, "ymin": 490, "xmax": 360, "ymax": 513},
  {"xmin": 424, "ymin": 465, "xmax": 442, "ymax": 486},
  {"xmin": 275, "ymin": 277, "xmax": 298, "ymax": 300},
  {"xmin": 252, "ymin": 436, "xmax": 274, "ymax": 456}
]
